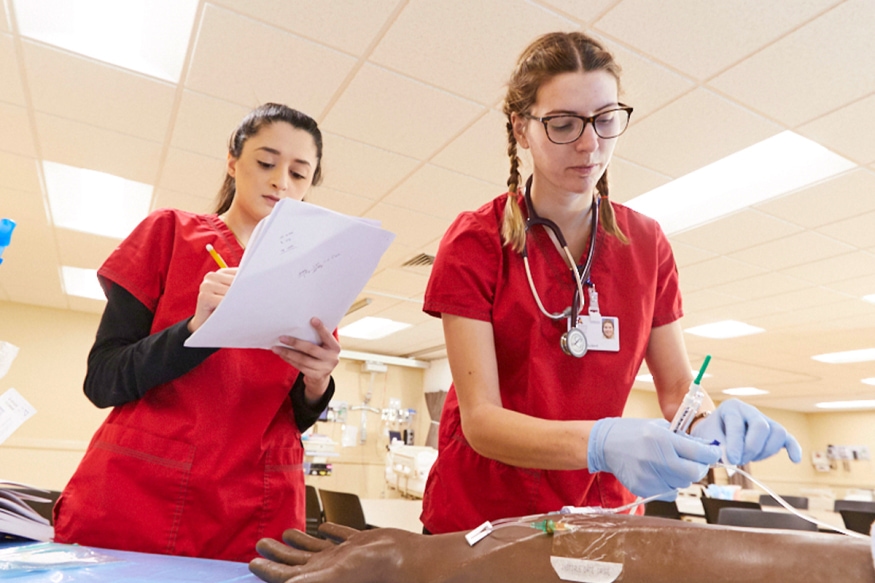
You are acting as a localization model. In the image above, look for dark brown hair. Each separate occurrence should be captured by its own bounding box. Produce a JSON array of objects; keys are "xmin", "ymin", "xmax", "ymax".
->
[
  {"xmin": 213, "ymin": 103, "xmax": 323, "ymax": 215},
  {"xmin": 502, "ymin": 32, "xmax": 627, "ymax": 251}
]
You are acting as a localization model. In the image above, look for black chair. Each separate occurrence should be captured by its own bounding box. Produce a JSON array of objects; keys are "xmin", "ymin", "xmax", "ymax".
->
[
  {"xmin": 317, "ymin": 488, "xmax": 374, "ymax": 531},
  {"xmin": 718, "ymin": 507, "xmax": 817, "ymax": 531},
  {"xmin": 758, "ymin": 494, "xmax": 808, "ymax": 510},
  {"xmin": 700, "ymin": 497, "xmax": 760, "ymax": 524},
  {"xmin": 839, "ymin": 509, "xmax": 875, "ymax": 535},
  {"xmin": 305, "ymin": 485, "xmax": 324, "ymax": 537},
  {"xmin": 834, "ymin": 499, "xmax": 875, "ymax": 514},
  {"xmin": 644, "ymin": 500, "xmax": 681, "ymax": 520}
]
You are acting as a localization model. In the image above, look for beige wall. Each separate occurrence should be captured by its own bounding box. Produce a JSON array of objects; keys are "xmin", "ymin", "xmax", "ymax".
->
[{"xmin": 1, "ymin": 299, "xmax": 873, "ymax": 503}]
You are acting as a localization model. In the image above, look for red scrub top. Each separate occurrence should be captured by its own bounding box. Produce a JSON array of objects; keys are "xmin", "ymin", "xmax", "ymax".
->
[
  {"xmin": 421, "ymin": 193, "xmax": 683, "ymax": 534},
  {"xmin": 53, "ymin": 210, "xmax": 305, "ymax": 561}
]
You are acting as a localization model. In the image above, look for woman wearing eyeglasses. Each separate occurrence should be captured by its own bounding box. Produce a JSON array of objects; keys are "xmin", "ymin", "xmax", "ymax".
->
[{"xmin": 419, "ymin": 31, "xmax": 801, "ymax": 535}]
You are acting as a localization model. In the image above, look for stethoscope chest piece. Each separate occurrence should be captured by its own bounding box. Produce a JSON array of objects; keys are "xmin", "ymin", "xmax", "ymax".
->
[{"xmin": 561, "ymin": 326, "xmax": 587, "ymax": 358}]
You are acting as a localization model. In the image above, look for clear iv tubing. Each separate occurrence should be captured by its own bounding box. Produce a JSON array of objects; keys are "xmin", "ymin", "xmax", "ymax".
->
[{"xmin": 479, "ymin": 465, "xmax": 871, "ymax": 541}]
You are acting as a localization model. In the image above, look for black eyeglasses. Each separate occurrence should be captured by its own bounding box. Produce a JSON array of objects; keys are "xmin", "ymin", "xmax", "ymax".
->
[{"xmin": 523, "ymin": 105, "xmax": 633, "ymax": 143}]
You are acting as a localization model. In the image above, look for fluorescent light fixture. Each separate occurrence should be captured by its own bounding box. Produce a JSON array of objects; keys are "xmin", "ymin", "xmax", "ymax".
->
[
  {"xmin": 863, "ymin": 294, "xmax": 875, "ymax": 304},
  {"xmin": 61, "ymin": 266, "xmax": 104, "ymax": 300},
  {"xmin": 863, "ymin": 378, "xmax": 875, "ymax": 386},
  {"xmin": 635, "ymin": 370, "xmax": 711, "ymax": 383},
  {"xmin": 339, "ymin": 317, "xmax": 412, "ymax": 340},
  {"xmin": 625, "ymin": 131, "xmax": 856, "ymax": 235},
  {"xmin": 685, "ymin": 320, "xmax": 764, "ymax": 339},
  {"xmin": 811, "ymin": 348, "xmax": 875, "ymax": 364},
  {"xmin": 44, "ymin": 161, "xmax": 152, "ymax": 239},
  {"xmin": 815, "ymin": 400, "xmax": 875, "ymax": 410},
  {"xmin": 722, "ymin": 387, "xmax": 769, "ymax": 396},
  {"xmin": 13, "ymin": 0, "xmax": 198, "ymax": 82}
]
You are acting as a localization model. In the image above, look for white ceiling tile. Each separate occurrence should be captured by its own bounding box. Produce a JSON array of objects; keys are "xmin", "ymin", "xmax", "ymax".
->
[
  {"xmin": 152, "ymin": 189, "xmax": 213, "ymax": 215},
  {"xmin": 23, "ymin": 42, "xmax": 176, "ymax": 142},
  {"xmin": 669, "ymin": 240, "xmax": 718, "ymax": 268},
  {"xmin": 321, "ymin": 63, "xmax": 485, "ymax": 160},
  {"xmin": 709, "ymin": 0, "xmax": 875, "ymax": 126},
  {"xmin": 36, "ymin": 113, "xmax": 162, "ymax": 184},
  {"xmin": 672, "ymin": 209, "xmax": 804, "ymax": 255},
  {"xmin": 66, "ymin": 295, "xmax": 105, "ymax": 314},
  {"xmin": 211, "ymin": 0, "xmax": 400, "ymax": 56},
  {"xmin": 816, "ymin": 209, "xmax": 875, "ymax": 248},
  {"xmin": 596, "ymin": 36, "xmax": 696, "ymax": 119},
  {"xmin": 170, "ymin": 91, "xmax": 250, "ymax": 157},
  {"xmin": 608, "ymin": 157, "xmax": 670, "ymax": 203},
  {"xmin": 594, "ymin": 0, "xmax": 841, "ymax": 80},
  {"xmin": 617, "ymin": 88, "xmax": 781, "ymax": 177},
  {"xmin": 0, "ymin": 5, "xmax": 8, "ymax": 31},
  {"xmin": 0, "ymin": 33, "xmax": 25, "ymax": 105},
  {"xmin": 371, "ymin": 240, "xmax": 416, "ymax": 274},
  {"xmin": 0, "ymin": 101, "xmax": 35, "ymax": 157},
  {"xmin": 185, "ymin": 5, "xmax": 357, "ymax": 115},
  {"xmin": 708, "ymin": 271, "xmax": 811, "ymax": 301},
  {"xmin": 728, "ymin": 231, "xmax": 856, "ymax": 271},
  {"xmin": 0, "ymin": 219, "xmax": 65, "ymax": 308},
  {"xmin": 319, "ymin": 133, "xmax": 419, "ymax": 200},
  {"xmin": 369, "ymin": 0, "xmax": 576, "ymax": 105},
  {"xmin": 430, "ymin": 109, "xmax": 509, "ymax": 185},
  {"xmin": 538, "ymin": 0, "xmax": 616, "ymax": 22},
  {"xmin": 681, "ymin": 289, "xmax": 744, "ymax": 313},
  {"xmin": 0, "ymin": 188, "xmax": 47, "ymax": 223},
  {"xmin": 798, "ymin": 93, "xmax": 875, "ymax": 165},
  {"xmin": 158, "ymin": 148, "xmax": 226, "ymax": 200},
  {"xmin": 780, "ymin": 250, "xmax": 875, "ymax": 285},
  {"xmin": 0, "ymin": 150, "xmax": 40, "ymax": 193},
  {"xmin": 306, "ymin": 185, "xmax": 375, "ymax": 218},
  {"xmin": 366, "ymin": 267, "xmax": 430, "ymax": 297},
  {"xmin": 382, "ymin": 165, "xmax": 498, "ymax": 220},
  {"xmin": 364, "ymin": 203, "xmax": 451, "ymax": 250},
  {"xmin": 55, "ymin": 228, "xmax": 119, "ymax": 270},
  {"xmin": 755, "ymin": 169, "xmax": 875, "ymax": 228},
  {"xmin": 374, "ymin": 297, "xmax": 431, "ymax": 326},
  {"xmin": 678, "ymin": 256, "xmax": 766, "ymax": 293},
  {"xmin": 822, "ymin": 272, "xmax": 875, "ymax": 297}
]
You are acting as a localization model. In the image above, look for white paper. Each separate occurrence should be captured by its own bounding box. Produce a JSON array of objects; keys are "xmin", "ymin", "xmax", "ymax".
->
[
  {"xmin": 0, "ymin": 341, "xmax": 19, "ymax": 380},
  {"xmin": 185, "ymin": 198, "xmax": 395, "ymax": 349},
  {"xmin": 550, "ymin": 557, "xmax": 622, "ymax": 582},
  {"xmin": 0, "ymin": 388, "xmax": 36, "ymax": 445}
]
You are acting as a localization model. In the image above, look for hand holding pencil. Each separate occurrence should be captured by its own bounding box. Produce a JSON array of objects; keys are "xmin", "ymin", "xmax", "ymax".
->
[{"xmin": 187, "ymin": 244, "xmax": 237, "ymax": 334}]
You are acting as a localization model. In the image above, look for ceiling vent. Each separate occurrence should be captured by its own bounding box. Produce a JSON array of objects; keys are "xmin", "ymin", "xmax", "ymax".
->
[{"xmin": 401, "ymin": 253, "xmax": 435, "ymax": 268}]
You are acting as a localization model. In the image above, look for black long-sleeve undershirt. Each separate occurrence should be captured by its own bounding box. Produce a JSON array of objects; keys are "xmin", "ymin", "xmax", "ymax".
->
[{"xmin": 84, "ymin": 282, "xmax": 333, "ymax": 432}]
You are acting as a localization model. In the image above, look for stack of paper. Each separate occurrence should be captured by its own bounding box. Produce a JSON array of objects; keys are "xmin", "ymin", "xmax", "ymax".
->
[
  {"xmin": 186, "ymin": 198, "xmax": 395, "ymax": 349},
  {"xmin": 0, "ymin": 481, "xmax": 53, "ymax": 541}
]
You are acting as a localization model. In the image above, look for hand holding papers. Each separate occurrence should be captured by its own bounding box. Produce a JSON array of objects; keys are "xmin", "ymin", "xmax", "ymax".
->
[{"xmin": 185, "ymin": 199, "xmax": 395, "ymax": 349}]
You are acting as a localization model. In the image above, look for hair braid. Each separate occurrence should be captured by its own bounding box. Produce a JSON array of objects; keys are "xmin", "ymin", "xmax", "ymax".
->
[{"xmin": 502, "ymin": 121, "xmax": 527, "ymax": 252}]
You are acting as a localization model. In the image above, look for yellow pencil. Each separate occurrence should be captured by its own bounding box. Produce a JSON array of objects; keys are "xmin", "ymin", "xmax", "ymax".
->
[{"xmin": 205, "ymin": 243, "xmax": 228, "ymax": 269}]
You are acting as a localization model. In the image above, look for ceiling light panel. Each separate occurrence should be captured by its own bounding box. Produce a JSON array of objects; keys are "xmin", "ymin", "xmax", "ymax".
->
[
  {"xmin": 339, "ymin": 316, "xmax": 412, "ymax": 340},
  {"xmin": 61, "ymin": 266, "xmax": 104, "ymax": 300},
  {"xmin": 811, "ymin": 348, "xmax": 875, "ymax": 364},
  {"xmin": 14, "ymin": 0, "xmax": 198, "ymax": 82},
  {"xmin": 685, "ymin": 319, "xmax": 765, "ymax": 339}
]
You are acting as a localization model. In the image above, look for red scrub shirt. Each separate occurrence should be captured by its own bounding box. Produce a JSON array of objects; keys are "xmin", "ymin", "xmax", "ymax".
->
[
  {"xmin": 421, "ymin": 193, "xmax": 683, "ymax": 534},
  {"xmin": 54, "ymin": 210, "xmax": 305, "ymax": 561}
]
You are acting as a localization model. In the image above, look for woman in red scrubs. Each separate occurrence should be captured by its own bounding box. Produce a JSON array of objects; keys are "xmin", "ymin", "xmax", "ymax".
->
[
  {"xmin": 420, "ymin": 32, "xmax": 801, "ymax": 534},
  {"xmin": 53, "ymin": 103, "xmax": 340, "ymax": 561}
]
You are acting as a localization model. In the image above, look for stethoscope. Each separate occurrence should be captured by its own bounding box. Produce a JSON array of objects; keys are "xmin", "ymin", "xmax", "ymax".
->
[{"xmin": 521, "ymin": 175, "xmax": 600, "ymax": 358}]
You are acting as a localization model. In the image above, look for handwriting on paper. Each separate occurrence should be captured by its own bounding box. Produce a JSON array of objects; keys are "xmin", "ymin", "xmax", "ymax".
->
[{"xmin": 299, "ymin": 253, "xmax": 341, "ymax": 278}]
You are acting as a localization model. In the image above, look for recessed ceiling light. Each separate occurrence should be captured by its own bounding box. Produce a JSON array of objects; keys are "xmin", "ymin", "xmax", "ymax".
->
[
  {"xmin": 635, "ymin": 370, "xmax": 712, "ymax": 383},
  {"xmin": 685, "ymin": 320, "xmax": 765, "ymax": 339},
  {"xmin": 815, "ymin": 400, "xmax": 875, "ymax": 410},
  {"xmin": 625, "ymin": 131, "xmax": 856, "ymax": 235},
  {"xmin": 863, "ymin": 378, "xmax": 875, "ymax": 386},
  {"xmin": 811, "ymin": 348, "xmax": 875, "ymax": 364},
  {"xmin": 863, "ymin": 294, "xmax": 875, "ymax": 304},
  {"xmin": 61, "ymin": 266, "xmax": 104, "ymax": 300},
  {"xmin": 44, "ymin": 161, "xmax": 152, "ymax": 239},
  {"xmin": 722, "ymin": 387, "xmax": 769, "ymax": 396},
  {"xmin": 339, "ymin": 316, "xmax": 412, "ymax": 340},
  {"xmin": 13, "ymin": 0, "xmax": 198, "ymax": 82}
]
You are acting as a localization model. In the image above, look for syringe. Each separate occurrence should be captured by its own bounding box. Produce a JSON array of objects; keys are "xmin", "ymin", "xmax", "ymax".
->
[{"xmin": 669, "ymin": 354, "xmax": 711, "ymax": 434}]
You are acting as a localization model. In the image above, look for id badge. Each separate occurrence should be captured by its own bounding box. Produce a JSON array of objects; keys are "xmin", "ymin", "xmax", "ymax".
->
[{"xmin": 576, "ymin": 287, "xmax": 619, "ymax": 352}]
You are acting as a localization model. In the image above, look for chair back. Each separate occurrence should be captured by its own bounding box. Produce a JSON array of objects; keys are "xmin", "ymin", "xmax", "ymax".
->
[
  {"xmin": 700, "ymin": 497, "xmax": 760, "ymax": 524},
  {"xmin": 318, "ymin": 488, "xmax": 369, "ymax": 530},
  {"xmin": 644, "ymin": 500, "xmax": 681, "ymax": 520},
  {"xmin": 718, "ymin": 507, "xmax": 817, "ymax": 531},
  {"xmin": 834, "ymin": 499, "xmax": 875, "ymax": 513},
  {"xmin": 758, "ymin": 494, "xmax": 808, "ymax": 510},
  {"xmin": 305, "ymin": 485, "xmax": 324, "ymax": 537},
  {"xmin": 839, "ymin": 509, "xmax": 875, "ymax": 535}
]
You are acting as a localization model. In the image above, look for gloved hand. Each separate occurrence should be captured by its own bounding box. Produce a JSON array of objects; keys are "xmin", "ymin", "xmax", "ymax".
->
[
  {"xmin": 690, "ymin": 399, "xmax": 803, "ymax": 466},
  {"xmin": 588, "ymin": 417, "xmax": 721, "ymax": 500}
]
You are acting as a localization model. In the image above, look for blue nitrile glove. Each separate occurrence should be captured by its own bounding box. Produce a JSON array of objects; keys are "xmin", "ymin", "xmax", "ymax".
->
[
  {"xmin": 588, "ymin": 418, "xmax": 721, "ymax": 501},
  {"xmin": 690, "ymin": 398, "xmax": 803, "ymax": 466}
]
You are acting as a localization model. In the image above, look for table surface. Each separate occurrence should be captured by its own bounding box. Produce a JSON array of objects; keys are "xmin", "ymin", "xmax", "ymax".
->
[
  {"xmin": 360, "ymin": 497, "xmax": 423, "ymax": 532},
  {"xmin": 0, "ymin": 542, "xmax": 261, "ymax": 582}
]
